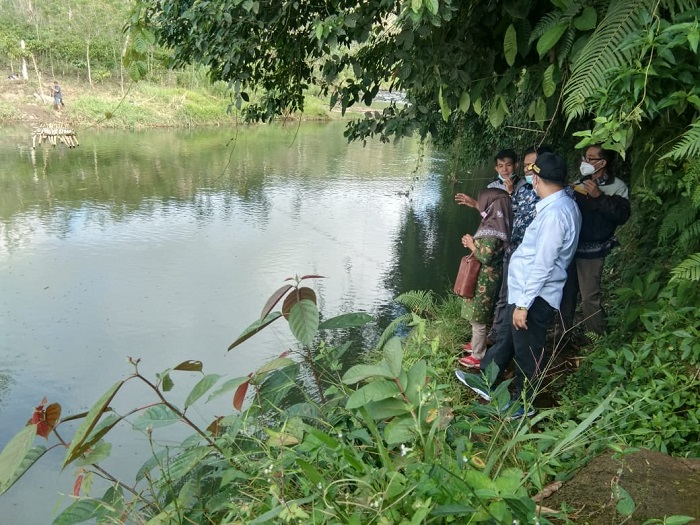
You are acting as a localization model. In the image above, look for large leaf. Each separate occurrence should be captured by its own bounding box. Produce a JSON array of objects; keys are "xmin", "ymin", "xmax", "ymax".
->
[
  {"xmin": 363, "ymin": 398, "xmax": 410, "ymax": 420},
  {"xmin": 383, "ymin": 336, "xmax": 403, "ymax": 377},
  {"xmin": 458, "ymin": 91, "xmax": 471, "ymax": 113},
  {"xmin": 233, "ymin": 380, "xmax": 250, "ymax": 411},
  {"xmin": 261, "ymin": 284, "xmax": 293, "ymax": 320},
  {"xmin": 255, "ymin": 356, "xmax": 295, "ymax": 375},
  {"xmin": 75, "ymin": 440, "xmax": 112, "ymax": 467},
  {"xmin": 346, "ymin": 380, "xmax": 400, "ymax": 409},
  {"xmin": 543, "ymin": 64, "xmax": 557, "ymax": 97},
  {"xmin": 504, "ymin": 24, "xmax": 518, "ymax": 66},
  {"xmin": 282, "ymin": 287, "xmax": 317, "ymax": 319},
  {"xmin": 384, "ymin": 416, "xmax": 416, "ymax": 444},
  {"xmin": 207, "ymin": 376, "xmax": 251, "ymax": 402},
  {"xmin": 164, "ymin": 447, "xmax": 210, "ymax": 483},
  {"xmin": 53, "ymin": 499, "xmax": 102, "ymax": 525},
  {"xmin": 0, "ymin": 426, "xmax": 39, "ymax": 495},
  {"xmin": 185, "ymin": 374, "xmax": 222, "ymax": 409},
  {"xmin": 63, "ymin": 381, "xmax": 123, "ymax": 468},
  {"xmin": 438, "ymin": 85, "xmax": 450, "ymax": 122},
  {"xmin": 574, "ymin": 6, "xmax": 597, "ymax": 31},
  {"xmin": 288, "ymin": 299, "xmax": 319, "ymax": 346},
  {"xmin": 342, "ymin": 362, "xmax": 394, "ymax": 384},
  {"xmin": 318, "ymin": 312, "xmax": 373, "ymax": 330},
  {"xmin": 536, "ymin": 22, "xmax": 568, "ymax": 57},
  {"xmin": 228, "ymin": 311, "xmax": 282, "ymax": 351},
  {"xmin": 405, "ymin": 359, "xmax": 427, "ymax": 406},
  {"xmin": 132, "ymin": 405, "xmax": 181, "ymax": 431},
  {"xmin": 173, "ymin": 360, "xmax": 203, "ymax": 372}
]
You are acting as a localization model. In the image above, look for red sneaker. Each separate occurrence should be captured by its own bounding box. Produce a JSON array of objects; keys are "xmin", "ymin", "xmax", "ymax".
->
[
  {"xmin": 462, "ymin": 342, "xmax": 472, "ymax": 354},
  {"xmin": 458, "ymin": 355, "xmax": 481, "ymax": 369}
]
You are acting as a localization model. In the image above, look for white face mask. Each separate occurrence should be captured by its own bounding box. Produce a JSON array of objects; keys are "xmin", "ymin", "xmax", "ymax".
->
[
  {"xmin": 498, "ymin": 174, "xmax": 507, "ymax": 182},
  {"xmin": 580, "ymin": 162, "xmax": 596, "ymax": 177},
  {"xmin": 525, "ymin": 175, "xmax": 533, "ymax": 185}
]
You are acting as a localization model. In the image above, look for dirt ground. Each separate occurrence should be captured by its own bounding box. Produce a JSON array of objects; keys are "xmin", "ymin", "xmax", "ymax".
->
[
  {"xmin": 1, "ymin": 77, "xmax": 59, "ymax": 122},
  {"xmin": 543, "ymin": 448, "xmax": 700, "ymax": 524}
]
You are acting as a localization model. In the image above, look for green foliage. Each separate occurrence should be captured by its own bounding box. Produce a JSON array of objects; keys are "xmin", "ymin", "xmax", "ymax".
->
[
  {"xmin": 0, "ymin": 278, "xmax": 629, "ymax": 524},
  {"xmin": 560, "ymin": 277, "xmax": 700, "ymax": 455}
]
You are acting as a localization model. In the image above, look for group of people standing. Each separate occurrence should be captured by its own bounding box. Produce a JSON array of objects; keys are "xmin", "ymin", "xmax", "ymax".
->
[{"xmin": 454, "ymin": 145, "xmax": 630, "ymax": 417}]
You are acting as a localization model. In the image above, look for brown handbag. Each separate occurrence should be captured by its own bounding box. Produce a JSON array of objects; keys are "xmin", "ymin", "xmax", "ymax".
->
[{"xmin": 453, "ymin": 254, "xmax": 481, "ymax": 298}]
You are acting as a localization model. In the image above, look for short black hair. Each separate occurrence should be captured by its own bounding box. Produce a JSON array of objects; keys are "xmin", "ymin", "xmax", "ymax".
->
[
  {"xmin": 494, "ymin": 149, "xmax": 517, "ymax": 164},
  {"xmin": 522, "ymin": 144, "xmax": 554, "ymax": 157},
  {"xmin": 590, "ymin": 144, "xmax": 615, "ymax": 171}
]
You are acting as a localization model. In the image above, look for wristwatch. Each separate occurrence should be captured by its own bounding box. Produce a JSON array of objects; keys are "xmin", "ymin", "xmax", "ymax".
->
[{"xmin": 515, "ymin": 306, "xmax": 528, "ymax": 311}]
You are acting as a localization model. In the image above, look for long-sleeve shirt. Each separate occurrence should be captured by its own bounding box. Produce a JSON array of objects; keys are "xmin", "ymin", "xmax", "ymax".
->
[{"xmin": 508, "ymin": 189, "xmax": 582, "ymax": 310}]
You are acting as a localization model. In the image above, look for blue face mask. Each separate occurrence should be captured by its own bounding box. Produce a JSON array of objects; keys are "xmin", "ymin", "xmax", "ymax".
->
[
  {"xmin": 498, "ymin": 174, "xmax": 507, "ymax": 182},
  {"xmin": 525, "ymin": 175, "xmax": 533, "ymax": 185}
]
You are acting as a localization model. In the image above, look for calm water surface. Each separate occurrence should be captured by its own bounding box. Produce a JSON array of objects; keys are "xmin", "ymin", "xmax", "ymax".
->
[{"xmin": 0, "ymin": 121, "xmax": 485, "ymax": 522}]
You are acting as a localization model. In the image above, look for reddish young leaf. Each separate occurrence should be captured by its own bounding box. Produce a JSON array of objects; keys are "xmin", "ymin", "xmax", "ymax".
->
[
  {"xmin": 282, "ymin": 287, "xmax": 317, "ymax": 319},
  {"xmin": 233, "ymin": 380, "xmax": 250, "ymax": 411},
  {"xmin": 73, "ymin": 474, "xmax": 84, "ymax": 497},
  {"xmin": 173, "ymin": 360, "xmax": 203, "ymax": 372},
  {"xmin": 27, "ymin": 398, "xmax": 61, "ymax": 439},
  {"xmin": 45, "ymin": 403, "xmax": 61, "ymax": 431},
  {"xmin": 299, "ymin": 274, "xmax": 326, "ymax": 281},
  {"xmin": 207, "ymin": 416, "xmax": 224, "ymax": 437},
  {"xmin": 260, "ymin": 284, "xmax": 293, "ymax": 320}
]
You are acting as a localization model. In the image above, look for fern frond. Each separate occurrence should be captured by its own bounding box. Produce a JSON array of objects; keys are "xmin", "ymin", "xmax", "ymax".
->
[
  {"xmin": 530, "ymin": 11, "xmax": 565, "ymax": 42},
  {"xmin": 557, "ymin": 27, "xmax": 577, "ymax": 67},
  {"xmin": 658, "ymin": 197, "xmax": 697, "ymax": 242},
  {"xmin": 678, "ymin": 220, "xmax": 700, "ymax": 249},
  {"xmin": 563, "ymin": 0, "xmax": 653, "ymax": 121},
  {"xmin": 660, "ymin": 121, "xmax": 700, "ymax": 161},
  {"xmin": 670, "ymin": 253, "xmax": 700, "ymax": 281},
  {"xmin": 374, "ymin": 312, "xmax": 412, "ymax": 352},
  {"xmin": 394, "ymin": 290, "xmax": 437, "ymax": 316}
]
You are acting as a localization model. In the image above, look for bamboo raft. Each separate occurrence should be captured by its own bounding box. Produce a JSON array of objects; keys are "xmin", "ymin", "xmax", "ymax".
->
[{"xmin": 32, "ymin": 125, "xmax": 79, "ymax": 149}]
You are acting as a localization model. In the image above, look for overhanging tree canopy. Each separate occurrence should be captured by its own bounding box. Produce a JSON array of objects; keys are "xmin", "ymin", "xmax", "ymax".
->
[{"xmin": 128, "ymin": 0, "xmax": 699, "ymax": 160}]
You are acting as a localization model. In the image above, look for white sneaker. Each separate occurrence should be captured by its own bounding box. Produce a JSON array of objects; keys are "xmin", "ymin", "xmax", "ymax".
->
[{"xmin": 454, "ymin": 370, "xmax": 491, "ymax": 401}]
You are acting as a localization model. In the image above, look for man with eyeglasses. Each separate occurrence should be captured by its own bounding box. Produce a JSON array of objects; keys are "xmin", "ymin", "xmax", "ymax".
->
[{"xmin": 560, "ymin": 144, "xmax": 630, "ymax": 336}]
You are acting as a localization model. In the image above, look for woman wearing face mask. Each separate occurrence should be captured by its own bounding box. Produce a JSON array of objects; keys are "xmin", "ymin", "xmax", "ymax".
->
[{"xmin": 458, "ymin": 188, "xmax": 513, "ymax": 368}]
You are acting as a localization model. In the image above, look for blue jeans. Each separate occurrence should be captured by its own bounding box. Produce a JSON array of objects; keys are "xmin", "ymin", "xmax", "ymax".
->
[{"xmin": 479, "ymin": 297, "xmax": 555, "ymax": 401}]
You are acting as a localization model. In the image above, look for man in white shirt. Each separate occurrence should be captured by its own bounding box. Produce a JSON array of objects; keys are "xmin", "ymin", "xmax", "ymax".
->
[{"xmin": 457, "ymin": 152, "xmax": 582, "ymax": 416}]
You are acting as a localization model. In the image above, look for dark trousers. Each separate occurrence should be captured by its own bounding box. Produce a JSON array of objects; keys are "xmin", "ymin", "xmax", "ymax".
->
[
  {"xmin": 488, "ymin": 253, "xmax": 510, "ymax": 339},
  {"xmin": 480, "ymin": 297, "xmax": 555, "ymax": 402},
  {"xmin": 560, "ymin": 257, "xmax": 606, "ymax": 334}
]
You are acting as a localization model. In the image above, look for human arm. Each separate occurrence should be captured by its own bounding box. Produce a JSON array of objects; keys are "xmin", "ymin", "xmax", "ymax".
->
[
  {"xmin": 582, "ymin": 180, "xmax": 631, "ymax": 226},
  {"xmin": 466, "ymin": 237, "xmax": 503, "ymax": 265},
  {"xmin": 455, "ymin": 192, "xmax": 478, "ymax": 209}
]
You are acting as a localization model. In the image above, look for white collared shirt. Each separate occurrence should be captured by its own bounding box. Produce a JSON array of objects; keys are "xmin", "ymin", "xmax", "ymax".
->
[{"xmin": 508, "ymin": 189, "xmax": 582, "ymax": 309}]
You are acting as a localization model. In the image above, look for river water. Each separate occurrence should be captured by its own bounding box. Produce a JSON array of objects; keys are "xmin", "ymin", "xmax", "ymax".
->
[{"xmin": 0, "ymin": 121, "xmax": 486, "ymax": 522}]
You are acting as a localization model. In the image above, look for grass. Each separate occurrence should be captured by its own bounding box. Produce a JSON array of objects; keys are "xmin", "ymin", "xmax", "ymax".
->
[{"xmin": 0, "ymin": 76, "xmax": 342, "ymax": 129}]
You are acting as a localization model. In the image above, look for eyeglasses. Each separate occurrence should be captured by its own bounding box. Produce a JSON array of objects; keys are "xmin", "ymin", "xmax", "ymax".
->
[
  {"xmin": 581, "ymin": 156, "xmax": 602, "ymax": 163},
  {"xmin": 525, "ymin": 163, "xmax": 540, "ymax": 174}
]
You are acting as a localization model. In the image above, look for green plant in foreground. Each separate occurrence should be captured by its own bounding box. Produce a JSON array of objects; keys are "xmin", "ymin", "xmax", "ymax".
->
[{"xmin": 0, "ymin": 277, "xmax": 640, "ymax": 524}]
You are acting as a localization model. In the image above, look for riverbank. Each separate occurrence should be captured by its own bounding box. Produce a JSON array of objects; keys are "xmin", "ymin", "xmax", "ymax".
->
[{"xmin": 0, "ymin": 77, "xmax": 337, "ymax": 129}]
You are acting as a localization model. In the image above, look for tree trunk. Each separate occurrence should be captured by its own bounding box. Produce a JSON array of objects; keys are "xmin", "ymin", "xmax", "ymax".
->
[
  {"xmin": 86, "ymin": 41, "xmax": 92, "ymax": 86},
  {"xmin": 20, "ymin": 40, "xmax": 28, "ymax": 80}
]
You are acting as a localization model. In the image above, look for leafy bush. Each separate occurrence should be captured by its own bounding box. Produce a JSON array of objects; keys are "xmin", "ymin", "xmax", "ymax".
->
[
  {"xmin": 0, "ymin": 277, "xmax": 621, "ymax": 524},
  {"xmin": 560, "ymin": 278, "xmax": 700, "ymax": 455}
]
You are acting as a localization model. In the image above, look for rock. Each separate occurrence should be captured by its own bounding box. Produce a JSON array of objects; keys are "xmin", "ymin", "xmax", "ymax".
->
[{"xmin": 544, "ymin": 449, "xmax": 700, "ymax": 524}]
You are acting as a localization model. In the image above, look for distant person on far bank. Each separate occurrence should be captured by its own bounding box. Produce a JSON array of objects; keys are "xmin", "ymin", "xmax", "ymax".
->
[
  {"xmin": 52, "ymin": 81, "xmax": 63, "ymax": 111},
  {"xmin": 560, "ymin": 144, "xmax": 630, "ymax": 336}
]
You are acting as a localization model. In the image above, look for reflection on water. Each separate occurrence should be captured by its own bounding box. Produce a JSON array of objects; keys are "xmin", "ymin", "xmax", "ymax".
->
[{"xmin": 0, "ymin": 122, "xmax": 487, "ymax": 520}]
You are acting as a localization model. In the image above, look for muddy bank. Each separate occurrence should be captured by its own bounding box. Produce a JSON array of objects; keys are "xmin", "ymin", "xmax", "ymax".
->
[{"xmin": 544, "ymin": 449, "xmax": 700, "ymax": 524}]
